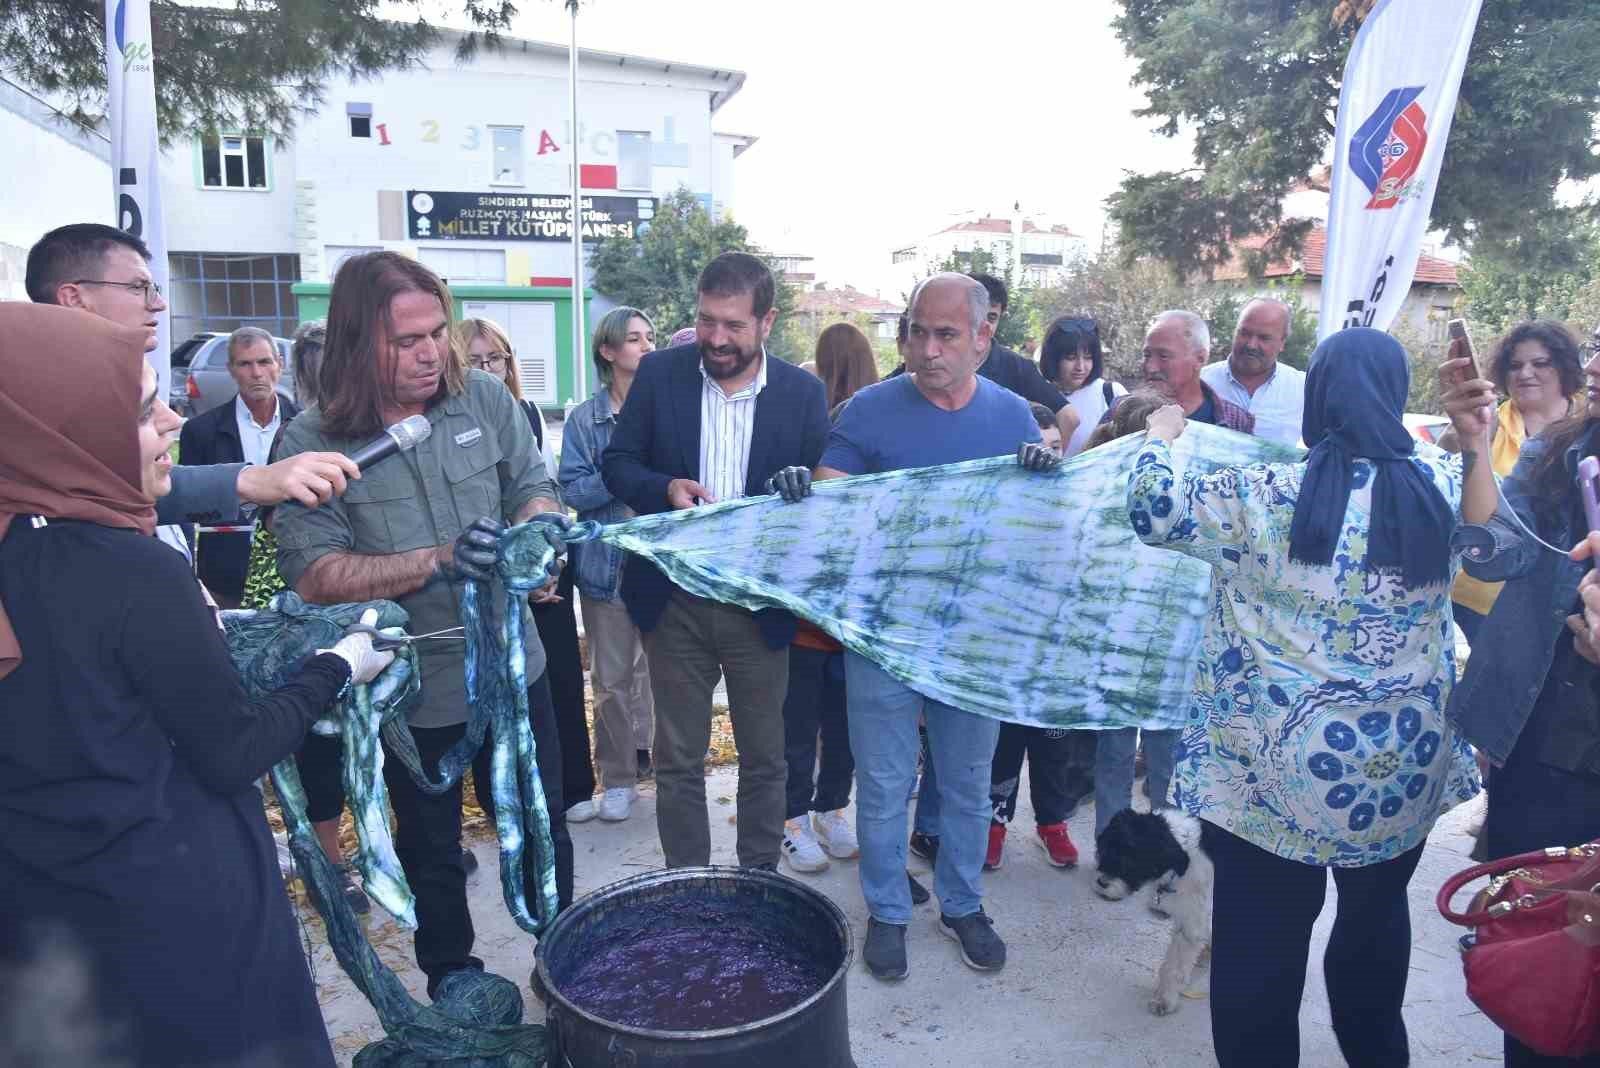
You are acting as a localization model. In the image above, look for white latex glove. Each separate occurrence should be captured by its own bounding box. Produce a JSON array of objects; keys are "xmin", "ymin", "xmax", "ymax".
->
[{"xmin": 318, "ymin": 609, "xmax": 396, "ymax": 685}]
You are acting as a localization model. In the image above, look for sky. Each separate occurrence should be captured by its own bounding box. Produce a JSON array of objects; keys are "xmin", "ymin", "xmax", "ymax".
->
[{"xmin": 497, "ymin": 0, "xmax": 1194, "ymax": 295}]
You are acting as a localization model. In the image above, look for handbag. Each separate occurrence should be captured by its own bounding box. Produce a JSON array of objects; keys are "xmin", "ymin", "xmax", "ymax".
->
[{"xmin": 1436, "ymin": 840, "xmax": 1600, "ymax": 1058}]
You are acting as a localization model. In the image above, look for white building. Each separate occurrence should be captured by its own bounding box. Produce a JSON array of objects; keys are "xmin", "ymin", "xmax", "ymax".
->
[
  {"xmin": 889, "ymin": 210, "xmax": 1090, "ymax": 300},
  {"xmin": 1, "ymin": 31, "xmax": 748, "ymax": 407}
]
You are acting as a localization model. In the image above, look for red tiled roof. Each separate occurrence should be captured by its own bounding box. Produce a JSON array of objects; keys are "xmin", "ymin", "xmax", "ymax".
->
[
  {"xmin": 1212, "ymin": 226, "xmax": 1458, "ymax": 286},
  {"xmin": 797, "ymin": 286, "xmax": 903, "ymax": 316},
  {"xmin": 937, "ymin": 217, "xmax": 1079, "ymax": 238}
]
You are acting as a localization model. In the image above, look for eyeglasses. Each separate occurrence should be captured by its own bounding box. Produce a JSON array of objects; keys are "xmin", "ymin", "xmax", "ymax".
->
[
  {"xmin": 467, "ymin": 351, "xmax": 510, "ymax": 372},
  {"xmin": 71, "ymin": 278, "xmax": 164, "ymax": 307}
]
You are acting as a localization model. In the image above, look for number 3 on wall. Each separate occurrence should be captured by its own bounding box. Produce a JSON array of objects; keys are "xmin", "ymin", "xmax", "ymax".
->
[
  {"xmin": 461, "ymin": 125, "xmax": 481, "ymax": 151},
  {"xmin": 421, "ymin": 119, "xmax": 440, "ymax": 144}
]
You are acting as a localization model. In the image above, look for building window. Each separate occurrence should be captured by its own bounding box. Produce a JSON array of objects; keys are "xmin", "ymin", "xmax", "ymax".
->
[
  {"xmin": 167, "ymin": 252, "xmax": 300, "ymax": 341},
  {"xmin": 418, "ymin": 247, "xmax": 507, "ymax": 286},
  {"xmin": 199, "ymin": 134, "xmax": 269, "ymax": 189},
  {"xmin": 616, "ymin": 131, "xmax": 652, "ymax": 191},
  {"xmin": 490, "ymin": 126, "xmax": 524, "ymax": 185},
  {"xmin": 349, "ymin": 115, "xmax": 371, "ymax": 138}
]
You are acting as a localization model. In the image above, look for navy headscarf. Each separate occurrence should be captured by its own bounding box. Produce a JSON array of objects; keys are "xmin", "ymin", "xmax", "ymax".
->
[{"xmin": 1289, "ymin": 328, "xmax": 1454, "ymax": 587}]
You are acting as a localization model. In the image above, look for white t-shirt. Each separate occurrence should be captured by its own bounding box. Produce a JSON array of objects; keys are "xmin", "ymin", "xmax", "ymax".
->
[{"xmin": 1064, "ymin": 377, "xmax": 1129, "ymax": 455}]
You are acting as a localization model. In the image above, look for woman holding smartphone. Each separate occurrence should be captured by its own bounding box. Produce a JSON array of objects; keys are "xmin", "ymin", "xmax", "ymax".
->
[{"xmin": 1443, "ymin": 340, "xmax": 1600, "ymax": 1068}]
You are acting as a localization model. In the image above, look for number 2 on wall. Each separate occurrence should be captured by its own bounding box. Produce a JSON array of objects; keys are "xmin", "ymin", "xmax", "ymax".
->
[{"xmin": 421, "ymin": 120, "xmax": 440, "ymax": 144}]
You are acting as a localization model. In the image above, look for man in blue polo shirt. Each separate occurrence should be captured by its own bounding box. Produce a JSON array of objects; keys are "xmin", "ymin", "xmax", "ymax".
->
[{"xmin": 767, "ymin": 272, "xmax": 1059, "ymax": 981}]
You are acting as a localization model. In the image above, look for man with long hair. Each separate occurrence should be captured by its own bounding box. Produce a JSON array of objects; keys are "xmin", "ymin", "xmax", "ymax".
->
[{"xmin": 271, "ymin": 251, "xmax": 574, "ymax": 997}]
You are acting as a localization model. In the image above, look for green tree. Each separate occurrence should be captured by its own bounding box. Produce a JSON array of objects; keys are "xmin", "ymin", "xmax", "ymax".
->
[
  {"xmin": 588, "ymin": 187, "xmax": 798, "ymax": 357},
  {"xmin": 1459, "ymin": 219, "xmax": 1600, "ymax": 336},
  {"xmin": 0, "ymin": 1, "xmax": 531, "ymax": 143},
  {"xmin": 1108, "ymin": 1, "xmax": 1600, "ymax": 280}
]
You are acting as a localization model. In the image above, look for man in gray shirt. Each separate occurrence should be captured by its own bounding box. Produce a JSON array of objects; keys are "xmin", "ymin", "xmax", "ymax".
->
[{"xmin": 273, "ymin": 251, "xmax": 571, "ymax": 996}]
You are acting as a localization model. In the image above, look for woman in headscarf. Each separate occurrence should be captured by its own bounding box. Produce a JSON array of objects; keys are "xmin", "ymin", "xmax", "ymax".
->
[
  {"xmin": 1126, "ymin": 328, "xmax": 1480, "ymax": 1067},
  {"xmin": 1442, "ymin": 333, "xmax": 1600, "ymax": 1068},
  {"xmin": 0, "ymin": 304, "xmax": 388, "ymax": 1068}
]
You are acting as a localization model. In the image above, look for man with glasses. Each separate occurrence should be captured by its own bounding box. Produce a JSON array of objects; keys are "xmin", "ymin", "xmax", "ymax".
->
[{"xmin": 25, "ymin": 224, "xmax": 358, "ymax": 530}]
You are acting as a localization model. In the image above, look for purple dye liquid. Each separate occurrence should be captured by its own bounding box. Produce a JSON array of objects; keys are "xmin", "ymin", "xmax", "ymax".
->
[{"xmin": 559, "ymin": 920, "xmax": 827, "ymax": 1031}]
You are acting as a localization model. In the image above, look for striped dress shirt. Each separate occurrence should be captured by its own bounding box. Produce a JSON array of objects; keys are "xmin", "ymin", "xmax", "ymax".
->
[{"xmin": 698, "ymin": 350, "xmax": 770, "ymax": 502}]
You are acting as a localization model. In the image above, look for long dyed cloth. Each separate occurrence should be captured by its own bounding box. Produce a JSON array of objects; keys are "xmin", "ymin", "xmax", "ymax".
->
[
  {"xmin": 222, "ymin": 592, "xmax": 553, "ymax": 1066},
  {"xmin": 514, "ymin": 423, "xmax": 1301, "ymax": 730}
]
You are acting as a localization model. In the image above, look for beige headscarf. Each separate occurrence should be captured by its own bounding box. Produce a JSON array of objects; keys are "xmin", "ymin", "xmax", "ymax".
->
[{"xmin": 0, "ymin": 302, "xmax": 157, "ymax": 680}]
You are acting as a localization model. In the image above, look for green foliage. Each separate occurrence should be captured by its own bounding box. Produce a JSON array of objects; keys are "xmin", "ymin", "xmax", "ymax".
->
[
  {"xmin": 1459, "ymin": 219, "xmax": 1600, "ymax": 337},
  {"xmin": 588, "ymin": 187, "xmax": 798, "ymax": 358},
  {"xmin": 0, "ymin": 1, "xmax": 542, "ymax": 143},
  {"xmin": 1109, "ymin": 0, "xmax": 1600, "ymax": 283}
]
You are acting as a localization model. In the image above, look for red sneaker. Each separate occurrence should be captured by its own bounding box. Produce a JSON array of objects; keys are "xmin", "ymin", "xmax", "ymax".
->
[
  {"xmin": 1035, "ymin": 822, "xmax": 1079, "ymax": 868},
  {"xmin": 983, "ymin": 821, "xmax": 1006, "ymax": 871}
]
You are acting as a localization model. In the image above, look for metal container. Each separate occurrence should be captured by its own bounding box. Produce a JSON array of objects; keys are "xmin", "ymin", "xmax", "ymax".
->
[{"xmin": 535, "ymin": 866, "xmax": 855, "ymax": 1067}]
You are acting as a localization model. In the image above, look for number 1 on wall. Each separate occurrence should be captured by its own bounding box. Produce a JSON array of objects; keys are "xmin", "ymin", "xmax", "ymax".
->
[{"xmin": 376, "ymin": 123, "xmax": 392, "ymax": 146}]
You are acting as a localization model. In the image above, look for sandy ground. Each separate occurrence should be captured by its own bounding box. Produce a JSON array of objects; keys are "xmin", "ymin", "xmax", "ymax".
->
[{"xmin": 306, "ymin": 760, "xmax": 1500, "ymax": 1067}]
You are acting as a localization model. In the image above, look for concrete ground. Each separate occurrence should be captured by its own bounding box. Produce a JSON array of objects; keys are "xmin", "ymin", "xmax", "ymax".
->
[{"xmin": 310, "ymin": 763, "xmax": 1501, "ymax": 1067}]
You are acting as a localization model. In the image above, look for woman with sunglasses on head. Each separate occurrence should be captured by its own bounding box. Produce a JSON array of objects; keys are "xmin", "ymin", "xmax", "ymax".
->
[
  {"xmin": 1039, "ymin": 316, "xmax": 1127, "ymax": 456},
  {"xmin": 450, "ymin": 319, "xmax": 599, "ymax": 822}
]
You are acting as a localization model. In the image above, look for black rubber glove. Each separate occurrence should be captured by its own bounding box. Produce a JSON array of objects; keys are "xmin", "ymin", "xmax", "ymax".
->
[
  {"xmin": 443, "ymin": 516, "xmax": 505, "ymax": 582},
  {"xmin": 1017, "ymin": 443, "xmax": 1062, "ymax": 472},
  {"xmin": 765, "ymin": 466, "xmax": 813, "ymax": 502},
  {"xmin": 525, "ymin": 511, "xmax": 574, "ymax": 555}
]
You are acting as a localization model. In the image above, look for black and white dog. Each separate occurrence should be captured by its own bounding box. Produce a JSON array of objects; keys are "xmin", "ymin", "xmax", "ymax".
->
[{"xmin": 1093, "ymin": 808, "xmax": 1213, "ymax": 1015}]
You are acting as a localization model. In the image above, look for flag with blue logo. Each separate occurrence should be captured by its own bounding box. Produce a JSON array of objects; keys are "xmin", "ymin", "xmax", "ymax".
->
[{"xmin": 1320, "ymin": 0, "xmax": 1482, "ymax": 341}]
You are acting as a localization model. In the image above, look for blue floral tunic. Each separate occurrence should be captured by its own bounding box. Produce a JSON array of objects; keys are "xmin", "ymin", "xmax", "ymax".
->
[{"xmin": 1127, "ymin": 438, "xmax": 1481, "ymax": 866}]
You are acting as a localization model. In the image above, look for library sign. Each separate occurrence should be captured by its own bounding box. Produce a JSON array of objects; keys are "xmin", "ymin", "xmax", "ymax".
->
[{"xmin": 406, "ymin": 191, "xmax": 656, "ymax": 243}]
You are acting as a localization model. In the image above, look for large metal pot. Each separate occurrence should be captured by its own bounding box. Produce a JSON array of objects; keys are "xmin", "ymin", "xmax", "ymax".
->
[{"xmin": 535, "ymin": 866, "xmax": 855, "ymax": 1067}]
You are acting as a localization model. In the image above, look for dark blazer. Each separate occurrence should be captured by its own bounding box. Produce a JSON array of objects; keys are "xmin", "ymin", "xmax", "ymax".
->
[
  {"xmin": 178, "ymin": 395, "xmax": 300, "ymax": 601},
  {"xmin": 601, "ymin": 343, "xmax": 829, "ymax": 646}
]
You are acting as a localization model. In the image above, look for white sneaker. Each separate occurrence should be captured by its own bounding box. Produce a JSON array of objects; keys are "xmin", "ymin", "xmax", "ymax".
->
[
  {"xmin": 812, "ymin": 809, "xmax": 860, "ymax": 859},
  {"xmin": 782, "ymin": 817, "xmax": 830, "ymax": 873},
  {"xmin": 566, "ymin": 798, "xmax": 598, "ymax": 823},
  {"xmin": 598, "ymin": 787, "xmax": 635, "ymax": 822}
]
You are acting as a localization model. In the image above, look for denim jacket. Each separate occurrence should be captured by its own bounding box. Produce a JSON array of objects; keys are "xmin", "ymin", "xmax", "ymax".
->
[
  {"xmin": 557, "ymin": 390, "xmax": 631, "ymax": 601},
  {"xmin": 1447, "ymin": 434, "xmax": 1600, "ymax": 771}
]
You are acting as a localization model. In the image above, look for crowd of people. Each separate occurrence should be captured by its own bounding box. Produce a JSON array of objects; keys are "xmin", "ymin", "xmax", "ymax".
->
[{"xmin": 2, "ymin": 219, "xmax": 1598, "ymax": 1068}]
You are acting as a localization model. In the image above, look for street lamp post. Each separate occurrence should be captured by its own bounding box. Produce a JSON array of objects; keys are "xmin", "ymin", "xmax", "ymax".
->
[{"xmin": 567, "ymin": 0, "xmax": 585, "ymax": 406}]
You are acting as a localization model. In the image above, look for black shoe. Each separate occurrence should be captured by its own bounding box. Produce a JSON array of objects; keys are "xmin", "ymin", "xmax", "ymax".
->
[
  {"xmin": 461, "ymin": 848, "xmax": 479, "ymax": 876},
  {"xmin": 636, "ymin": 748, "xmax": 654, "ymax": 782},
  {"xmin": 863, "ymin": 918, "xmax": 909, "ymax": 981},
  {"xmin": 337, "ymin": 861, "xmax": 370, "ymax": 915},
  {"xmin": 907, "ymin": 872, "xmax": 930, "ymax": 905},
  {"xmin": 938, "ymin": 908, "xmax": 1006, "ymax": 971},
  {"xmin": 909, "ymin": 831, "xmax": 940, "ymax": 864}
]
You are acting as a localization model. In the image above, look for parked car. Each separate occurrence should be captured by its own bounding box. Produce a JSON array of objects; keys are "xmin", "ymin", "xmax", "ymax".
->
[{"xmin": 170, "ymin": 331, "xmax": 296, "ymax": 417}]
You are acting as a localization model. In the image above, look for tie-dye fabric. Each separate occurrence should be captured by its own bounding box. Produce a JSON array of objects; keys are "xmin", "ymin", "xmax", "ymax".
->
[
  {"xmin": 511, "ymin": 423, "xmax": 1300, "ymax": 730},
  {"xmin": 1127, "ymin": 436, "xmax": 1481, "ymax": 866}
]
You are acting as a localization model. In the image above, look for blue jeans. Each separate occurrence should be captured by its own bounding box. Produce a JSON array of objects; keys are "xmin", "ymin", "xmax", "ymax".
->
[
  {"xmin": 912, "ymin": 728, "xmax": 939, "ymax": 836},
  {"xmin": 1093, "ymin": 727, "xmax": 1178, "ymax": 837},
  {"xmin": 846, "ymin": 652, "xmax": 1000, "ymax": 925}
]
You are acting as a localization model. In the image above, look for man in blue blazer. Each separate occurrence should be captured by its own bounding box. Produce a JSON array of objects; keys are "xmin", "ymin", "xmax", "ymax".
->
[{"xmin": 602, "ymin": 252, "xmax": 830, "ymax": 870}]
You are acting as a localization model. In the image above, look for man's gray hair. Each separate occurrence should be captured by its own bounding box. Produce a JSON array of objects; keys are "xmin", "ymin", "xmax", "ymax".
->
[
  {"xmin": 227, "ymin": 325, "xmax": 277, "ymax": 364},
  {"xmin": 909, "ymin": 272, "xmax": 989, "ymax": 334},
  {"xmin": 291, "ymin": 320, "xmax": 326, "ymax": 408},
  {"xmin": 1150, "ymin": 310, "xmax": 1210, "ymax": 359}
]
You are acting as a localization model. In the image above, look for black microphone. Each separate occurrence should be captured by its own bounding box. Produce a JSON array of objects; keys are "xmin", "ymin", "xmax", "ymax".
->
[{"xmin": 347, "ymin": 414, "xmax": 432, "ymax": 471}]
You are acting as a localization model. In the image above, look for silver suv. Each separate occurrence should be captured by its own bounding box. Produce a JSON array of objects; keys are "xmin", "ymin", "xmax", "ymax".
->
[{"xmin": 170, "ymin": 332, "xmax": 296, "ymax": 417}]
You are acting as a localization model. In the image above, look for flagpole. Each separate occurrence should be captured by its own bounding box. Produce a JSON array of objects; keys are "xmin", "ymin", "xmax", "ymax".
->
[{"xmin": 567, "ymin": 0, "xmax": 585, "ymax": 406}]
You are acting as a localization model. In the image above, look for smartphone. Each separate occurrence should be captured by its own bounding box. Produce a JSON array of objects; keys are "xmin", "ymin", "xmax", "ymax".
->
[
  {"xmin": 1447, "ymin": 319, "xmax": 1480, "ymax": 381},
  {"xmin": 1580, "ymin": 456, "xmax": 1600, "ymax": 536}
]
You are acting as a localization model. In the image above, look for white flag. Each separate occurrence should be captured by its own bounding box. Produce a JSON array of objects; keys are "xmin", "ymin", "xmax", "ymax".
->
[
  {"xmin": 1319, "ymin": 0, "xmax": 1482, "ymax": 341},
  {"xmin": 104, "ymin": 0, "xmax": 171, "ymax": 394}
]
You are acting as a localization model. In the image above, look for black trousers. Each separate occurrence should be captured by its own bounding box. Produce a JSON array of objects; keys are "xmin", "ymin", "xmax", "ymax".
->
[
  {"xmin": 294, "ymin": 730, "xmax": 346, "ymax": 824},
  {"xmin": 782, "ymin": 646, "xmax": 853, "ymax": 819},
  {"xmin": 532, "ymin": 565, "xmax": 595, "ymax": 809},
  {"xmin": 1203, "ymin": 820, "xmax": 1425, "ymax": 1068},
  {"xmin": 989, "ymin": 724, "xmax": 1090, "ymax": 826},
  {"xmin": 1484, "ymin": 712, "xmax": 1600, "ymax": 1067},
  {"xmin": 382, "ymin": 670, "xmax": 573, "ymax": 997}
]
